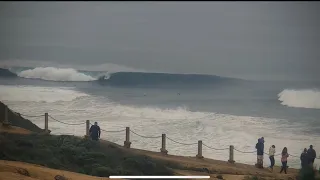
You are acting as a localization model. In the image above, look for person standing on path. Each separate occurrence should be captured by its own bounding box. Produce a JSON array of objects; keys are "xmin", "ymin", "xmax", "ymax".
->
[
  {"xmin": 269, "ymin": 145, "xmax": 276, "ymax": 171},
  {"xmin": 300, "ymin": 148, "xmax": 308, "ymax": 168},
  {"xmin": 280, "ymin": 147, "xmax": 289, "ymax": 174},
  {"xmin": 307, "ymin": 145, "xmax": 316, "ymax": 166},
  {"xmin": 89, "ymin": 122, "xmax": 101, "ymax": 141},
  {"xmin": 255, "ymin": 137, "xmax": 265, "ymax": 168}
]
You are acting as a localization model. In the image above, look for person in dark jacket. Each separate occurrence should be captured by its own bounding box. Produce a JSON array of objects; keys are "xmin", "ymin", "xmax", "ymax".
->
[
  {"xmin": 307, "ymin": 145, "xmax": 316, "ymax": 165},
  {"xmin": 300, "ymin": 148, "xmax": 308, "ymax": 168},
  {"xmin": 89, "ymin": 122, "xmax": 101, "ymax": 141},
  {"xmin": 255, "ymin": 137, "xmax": 265, "ymax": 168}
]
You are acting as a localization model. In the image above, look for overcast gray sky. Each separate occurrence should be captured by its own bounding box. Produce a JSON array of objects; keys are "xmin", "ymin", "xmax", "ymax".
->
[{"xmin": 0, "ymin": 2, "xmax": 319, "ymax": 81}]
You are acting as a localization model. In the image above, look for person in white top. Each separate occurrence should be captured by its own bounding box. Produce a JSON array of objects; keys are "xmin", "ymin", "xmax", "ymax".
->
[{"xmin": 269, "ymin": 145, "xmax": 276, "ymax": 171}]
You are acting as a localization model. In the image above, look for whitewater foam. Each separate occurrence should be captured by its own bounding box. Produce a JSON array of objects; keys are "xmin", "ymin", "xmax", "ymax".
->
[
  {"xmin": 278, "ymin": 89, "xmax": 320, "ymax": 109},
  {"xmin": 3, "ymin": 90, "xmax": 320, "ymax": 168},
  {"xmin": 0, "ymin": 85, "xmax": 89, "ymax": 103},
  {"xmin": 18, "ymin": 67, "xmax": 96, "ymax": 81}
]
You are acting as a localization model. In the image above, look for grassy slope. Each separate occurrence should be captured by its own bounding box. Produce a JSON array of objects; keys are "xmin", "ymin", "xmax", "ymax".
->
[
  {"xmin": 0, "ymin": 101, "xmax": 43, "ymax": 133},
  {"xmin": 0, "ymin": 133, "xmax": 175, "ymax": 177}
]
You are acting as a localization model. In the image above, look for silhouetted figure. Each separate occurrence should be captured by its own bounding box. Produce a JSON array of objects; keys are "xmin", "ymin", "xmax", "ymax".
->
[
  {"xmin": 280, "ymin": 147, "xmax": 289, "ymax": 174},
  {"xmin": 255, "ymin": 137, "xmax": 265, "ymax": 168},
  {"xmin": 300, "ymin": 148, "xmax": 308, "ymax": 168},
  {"xmin": 89, "ymin": 122, "xmax": 101, "ymax": 141},
  {"xmin": 307, "ymin": 145, "xmax": 316, "ymax": 166},
  {"xmin": 269, "ymin": 145, "xmax": 276, "ymax": 171}
]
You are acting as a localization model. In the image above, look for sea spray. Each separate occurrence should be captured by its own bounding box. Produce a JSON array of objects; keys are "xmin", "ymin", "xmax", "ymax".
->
[
  {"xmin": 278, "ymin": 89, "xmax": 320, "ymax": 109},
  {"xmin": 18, "ymin": 67, "xmax": 96, "ymax": 81}
]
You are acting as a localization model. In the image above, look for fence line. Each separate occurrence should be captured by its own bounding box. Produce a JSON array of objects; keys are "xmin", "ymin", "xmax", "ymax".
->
[
  {"xmin": 89, "ymin": 122, "xmax": 126, "ymax": 133},
  {"xmin": 48, "ymin": 115, "xmax": 86, "ymax": 126},
  {"xmin": 130, "ymin": 129, "xmax": 162, "ymax": 139},
  {"xmin": 166, "ymin": 136, "xmax": 198, "ymax": 146},
  {"xmin": 100, "ymin": 128, "xmax": 126, "ymax": 133},
  {"xmin": 2, "ymin": 106, "xmax": 320, "ymax": 165},
  {"xmin": 13, "ymin": 111, "xmax": 45, "ymax": 118},
  {"xmin": 202, "ymin": 143, "xmax": 230, "ymax": 151},
  {"xmin": 234, "ymin": 148, "xmax": 257, "ymax": 154}
]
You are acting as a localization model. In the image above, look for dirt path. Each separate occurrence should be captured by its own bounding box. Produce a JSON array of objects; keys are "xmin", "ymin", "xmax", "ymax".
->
[
  {"xmin": 0, "ymin": 123, "xmax": 32, "ymax": 135},
  {"xmin": 99, "ymin": 139, "xmax": 299, "ymax": 180},
  {"xmin": 0, "ymin": 160, "xmax": 110, "ymax": 180}
]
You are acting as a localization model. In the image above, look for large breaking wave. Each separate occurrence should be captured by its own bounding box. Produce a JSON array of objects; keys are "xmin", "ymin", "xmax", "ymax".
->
[
  {"xmin": 18, "ymin": 67, "xmax": 96, "ymax": 81},
  {"xmin": 278, "ymin": 89, "xmax": 320, "ymax": 109},
  {"xmin": 1, "ymin": 67, "xmax": 240, "ymax": 86}
]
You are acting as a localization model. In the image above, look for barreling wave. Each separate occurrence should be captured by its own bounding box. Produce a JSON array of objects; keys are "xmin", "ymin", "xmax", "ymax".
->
[
  {"xmin": 0, "ymin": 66, "xmax": 241, "ymax": 86},
  {"xmin": 278, "ymin": 89, "xmax": 320, "ymax": 109},
  {"xmin": 0, "ymin": 68, "xmax": 17, "ymax": 77}
]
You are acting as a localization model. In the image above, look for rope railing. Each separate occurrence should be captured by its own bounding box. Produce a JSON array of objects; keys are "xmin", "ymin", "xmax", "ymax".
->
[
  {"xmin": 288, "ymin": 154, "xmax": 300, "ymax": 158},
  {"xmin": 48, "ymin": 115, "xmax": 86, "ymax": 126},
  {"xmin": 4, "ymin": 107, "xmax": 319, "ymax": 165},
  {"xmin": 234, "ymin": 148, "xmax": 257, "ymax": 154},
  {"xmin": 130, "ymin": 129, "xmax": 162, "ymax": 139},
  {"xmin": 89, "ymin": 123, "xmax": 126, "ymax": 133},
  {"xmin": 101, "ymin": 128, "xmax": 126, "ymax": 133},
  {"xmin": 202, "ymin": 143, "xmax": 229, "ymax": 151},
  {"xmin": 166, "ymin": 136, "xmax": 198, "ymax": 146},
  {"xmin": 263, "ymin": 152, "xmax": 283, "ymax": 157},
  {"xmin": 13, "ymin": 111, "xmax": 45, "ymax": 118}
]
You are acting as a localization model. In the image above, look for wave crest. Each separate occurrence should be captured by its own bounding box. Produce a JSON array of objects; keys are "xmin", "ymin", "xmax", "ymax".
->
[
  {"xmin": 2, "ymin": 66, "xmax": 241, "ymax": 86},
  {"xmin": 278, "ymin": 89, "xmax": 320, "ymax": 109},
  {"xmin": 18, "ymin": 67, "xmax": 96, "ymax": 81}
]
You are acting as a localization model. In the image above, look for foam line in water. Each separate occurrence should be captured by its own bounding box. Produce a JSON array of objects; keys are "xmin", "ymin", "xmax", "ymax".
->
[
  {"xmin": 0, "ymin": 85, "xmax": 89, "ymax": 103},
  {"xmin": 18, "ymin": 67, "xmax": 96, "ymax": 81},
  {"xmin": 278, "ymin": 89, "xmax": 320, "ymax": 109}
]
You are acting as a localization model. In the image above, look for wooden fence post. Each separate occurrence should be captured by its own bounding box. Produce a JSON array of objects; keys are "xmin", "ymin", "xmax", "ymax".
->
[
  {"xmin": 3, "ymin": 105, "xmax": 10, "ymax": 126},
  {"xmin": 124, "ymin": 127, "xmax": 131, "ymax": 148},
  {"xmin": 196, "ymin": 140, "xmax": 204, "ymax": 159},
  {"xmin": 44, "ymin": 113, "xmax": 49, "ymax": 132},
  {"xmin": 85, "ymin": 120, "xmax": 90, "ymax": 138},
  {"xmin": 160, "ymin": 134, "xmax": 168, "ymax": 155},
  {"xmin": 228, "ymin": 145, "xmax": 235, "ymax": 163}
]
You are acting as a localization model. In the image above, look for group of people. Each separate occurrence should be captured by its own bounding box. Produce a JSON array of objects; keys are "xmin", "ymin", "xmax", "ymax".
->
[
  {"xmin": 89, "ymin": 124, "xmax": 318, "ymax": 173},
  {"xmin": 300, "ymin": 145, "xmax": 317, "ymax": 168},
  {"xmin": 255, "ymin": 137, "xmax": 317, "ymax": 174}
]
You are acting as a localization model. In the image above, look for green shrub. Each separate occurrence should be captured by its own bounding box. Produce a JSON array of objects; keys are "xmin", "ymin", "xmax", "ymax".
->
[
  {"xmin": 297, "ymin": 165, "xmax": 318, "ymax": 180},
  {"xmin": 0, "ymin": 133, "xmax": 175, "ymax": 177}
]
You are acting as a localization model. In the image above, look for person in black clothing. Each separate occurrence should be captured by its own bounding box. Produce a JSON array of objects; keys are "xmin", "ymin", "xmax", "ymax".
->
[
  {"xmin": 300, "ymin": 148, "xmax": 308, "ymax": 168},
  {"xmin": 255, "ymin": 137, "xmax": 265, "ymax": 168},
  {"xmin": 307, "ymin": 145, "xmax": 316, "ymax": 165},
  {"xmin": 89, "ymin": 122, "xmax": 101, "ymax": 141}
]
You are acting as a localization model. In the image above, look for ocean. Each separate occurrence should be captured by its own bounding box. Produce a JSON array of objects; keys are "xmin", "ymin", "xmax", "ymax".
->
[{"xmin": 1, "ymin": 66, "xmax": 320, "ymax": 169}]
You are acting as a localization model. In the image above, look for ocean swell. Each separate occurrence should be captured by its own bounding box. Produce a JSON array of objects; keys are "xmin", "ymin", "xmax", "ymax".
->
[
  {"xmin": 1, "ymin": 66, "xmax": 240, "ymax": 86},
  {"xmin": 98, "ymin": 72, "xmax": 237, "ymax": 86}
]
